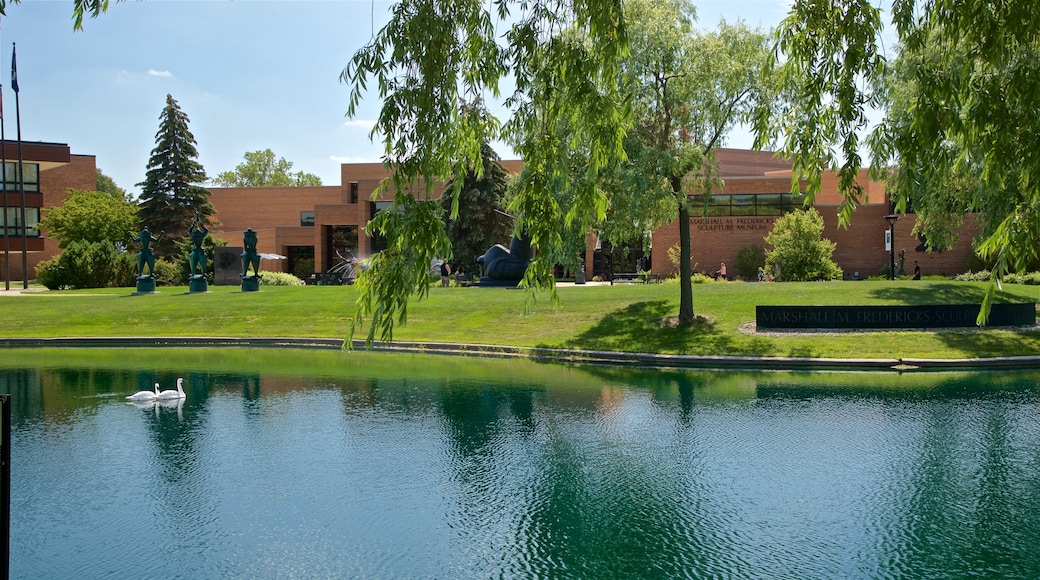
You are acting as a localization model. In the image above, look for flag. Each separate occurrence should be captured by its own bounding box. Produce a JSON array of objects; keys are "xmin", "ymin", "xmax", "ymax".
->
[{"xmin": 11, "ymin": 43, "xmax": 18, "ymax": 94}]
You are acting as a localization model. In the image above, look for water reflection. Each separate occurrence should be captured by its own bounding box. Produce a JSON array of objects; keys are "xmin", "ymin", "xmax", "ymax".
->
[{"xmin": 3, "ymin": 350, "xmax": 1040, "ymax": 578}]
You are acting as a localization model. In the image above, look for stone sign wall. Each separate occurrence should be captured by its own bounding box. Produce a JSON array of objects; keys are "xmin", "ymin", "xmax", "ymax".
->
[{"xmin": 756, "ymin": 303, "xmax": 1036, "ymax": 330}]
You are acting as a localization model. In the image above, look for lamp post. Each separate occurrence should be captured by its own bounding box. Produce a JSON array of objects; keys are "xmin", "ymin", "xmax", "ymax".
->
[{"xmin": 884, "ymin": 214, "xmax": 899, "ymax": 280}]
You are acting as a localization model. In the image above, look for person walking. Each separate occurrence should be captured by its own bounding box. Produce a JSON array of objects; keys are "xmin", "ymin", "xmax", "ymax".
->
[{"xmin": 440, "ymin": 260, "xmax": 451, "ymax": 287}]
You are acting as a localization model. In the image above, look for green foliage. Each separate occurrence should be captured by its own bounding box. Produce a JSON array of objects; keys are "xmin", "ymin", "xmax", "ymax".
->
[
  {"xmin": 734, "ymin": 243, "xmax": 766, "ymax": 281},
  {"xmin": 764, "ymin": 209, "xmax": 843, "ymax": 281},
  {"xmin": 258, "ymin": 271, "xmax": 305, "ymax": 286},
  {"xmin": 758, "ymin": 0, "xmax": 1040, "ymax": 323},
  {"xmin": 212, "ymin": 149, "xmax": 322, "ymax": 187},
  {"xmin": 606, "ymin": 2, "xmax": 774, "ymax": 321},
  {"xmin": 34, "ymin": 240, "xmax": 135, "ymax": 290},
  {"xmin": 95, "ymin": 168, "xmax": 129, "ymax": 201},
  {"xmin": 292, "ymin": 258, "xmax": 314, "ymax": 279},
  {"xmin": 151, "ymin": 259, "xmax": 181, "ymax": 287},
  {"xmin": 1002, "ymin": 272, "xmax": 1040, "ymax": 285},
  {"xmin": 137, "ymin": 94, "xmax": 213, "ymax": 257},
  {"xmin": 39, "ymin": 189, "xmax": 139, "ymax": 249},
  {"xmin": 343, "ymin": 0, "xmax": 628, "ymax": 345},
  {"xmin": 440, "ymin": 140, "xmax": 513, "ymax": 275}
]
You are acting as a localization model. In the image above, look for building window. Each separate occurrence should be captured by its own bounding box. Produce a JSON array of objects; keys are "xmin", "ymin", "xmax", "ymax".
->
[
  {"xmin": 2, "ymin": 207, "xmax": 40, "ymax": 237},
  {"xmin": 1, "ymin": 162, "xmax": 40, "ymax": 193},
  {"xmin": 300, "ymin": 211, "xmax": 315, "ymax": 227},
  {"xmin": 350, "ymin": 182, "xmax": 359, "ymax": 204},
  {"xmin": 690, "ymin": 193, "xmax": 809, "ymax": 217}
]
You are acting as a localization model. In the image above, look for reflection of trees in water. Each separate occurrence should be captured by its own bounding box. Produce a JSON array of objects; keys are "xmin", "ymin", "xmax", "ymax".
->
[
  {"xmin": 1, "ymin": 369, "xmax": 42, "ymax": 426},
  {"xmin": 432, "ymin": 376, "xmax": 738, "ymax": 576},
  {"xmin": 873, "ymin": 386, "xmax": 1040, "ymax": 578}
]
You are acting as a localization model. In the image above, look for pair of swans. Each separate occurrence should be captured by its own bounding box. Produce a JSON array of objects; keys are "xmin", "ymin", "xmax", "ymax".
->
[{"xmin": 126, "ymin": 378, "xmax": 185, "ymax": 401}]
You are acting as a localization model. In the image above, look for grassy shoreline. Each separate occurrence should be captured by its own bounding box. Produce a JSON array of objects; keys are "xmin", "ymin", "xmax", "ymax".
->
[{"xmin": 2, "ymin": 280, "xmax": 1038, "ymax": 359}]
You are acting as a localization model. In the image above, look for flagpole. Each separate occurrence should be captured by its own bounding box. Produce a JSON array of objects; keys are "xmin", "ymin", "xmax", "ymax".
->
[
  {"xmin": 0, "ymin": 22, "xmax": 7, "ymax": 291},
  {"xmin": 12, "ymin": 42, "xmax": 24, "ymax": 289}
]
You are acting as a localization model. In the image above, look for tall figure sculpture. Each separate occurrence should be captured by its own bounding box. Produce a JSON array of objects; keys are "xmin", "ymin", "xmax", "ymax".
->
[
  {"xmin": 241, "ymin": 228, "xmax": 261, "ymax": 292},
  {"xmin": 129, "ymin": 226, "xmax": 163, "ymax": 294},
  {"xmin": 188, "ymin": 212, "xmax": 209, "ymax": 293}
]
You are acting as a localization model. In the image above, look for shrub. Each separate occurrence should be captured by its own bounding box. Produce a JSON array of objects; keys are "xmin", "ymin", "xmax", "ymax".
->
[
  {"xmin": 35, "ymin": 257, "xmax": 67, "ymax": 290},
  {"xmin": 35, "ymin": 241, "xmax": 137, "ymax": 290},
  {"xmin": 954, "ymin": 270, "xmax": 992, "ymax": 282},
  {"xmin": 1002, "ymin": 271, "xmax": 1040, "ymax": 285},
  {"xmin": 764, "ymin": 208, "xmax": 843, "ymax": 281},
  {"xmin": 151, "ymin": 259, "xmax": 182, "ymax": 286},
  {"xmin": 258, "ymin": 271, "xmax": 305, "ymax": 286},
  {"xmin": 734, "ymin": 243, "xmax": 766, "ymax": 281}
]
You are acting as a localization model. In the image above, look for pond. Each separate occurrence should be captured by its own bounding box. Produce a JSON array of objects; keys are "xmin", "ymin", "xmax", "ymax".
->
[{"xmin": 3, "ymin": 348, "xmax": 1040, "ymax": 579}]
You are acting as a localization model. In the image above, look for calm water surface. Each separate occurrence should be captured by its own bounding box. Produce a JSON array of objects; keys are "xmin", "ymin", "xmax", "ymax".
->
[{"xmin": 3, "ymin": 349, "xmax": 1040, "ymax": 579}]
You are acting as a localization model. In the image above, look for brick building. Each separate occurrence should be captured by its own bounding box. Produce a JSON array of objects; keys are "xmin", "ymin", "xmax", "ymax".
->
[
  {"xmin": 14, "ymin": 146, "xmax": 977, "ymax": 284},
  {"xmin": 0, "ymin": 140, "xmax": 97, "ymax": 284},
  {"xmin": 209, "ymin": 149, "xmax": 979, "ymax": 282}
]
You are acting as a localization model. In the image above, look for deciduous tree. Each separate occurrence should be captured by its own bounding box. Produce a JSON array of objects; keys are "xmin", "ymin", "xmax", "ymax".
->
[
  {"xmin": 212, "ymin": 149, "xmax": 322, "ymax": 187},
  {"xmin": 95, "ymin": 168, "xmax": 129, "ymax": 201},
  {"xmin": 605, "ymin": 0, "xmax": 773, "ymax": 322},
  {"xmin": 342, "ymin": 0, "xmax": 627, "ymax": 344},
  {"xmin": 755, "ymin": 0, "xmax": 1040, "ymax": 320},
  {"xmin": 39, "ymin": 189, "xmax": 138, "ymax": 249}
]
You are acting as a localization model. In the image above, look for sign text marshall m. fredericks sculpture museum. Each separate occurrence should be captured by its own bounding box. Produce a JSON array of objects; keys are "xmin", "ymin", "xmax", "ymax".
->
[{"xmin": 756, "ymin": 303, "xmax": 1036, "ymax": 330}]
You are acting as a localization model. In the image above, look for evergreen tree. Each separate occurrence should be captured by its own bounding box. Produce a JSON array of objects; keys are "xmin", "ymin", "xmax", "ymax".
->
[
  {"xmin": 136, "ymin": 94, "xmax": 213, "ymax": 256},
  {"xmin": 440, "ymin": 142, "xmax": 513, "ymax": 277}
]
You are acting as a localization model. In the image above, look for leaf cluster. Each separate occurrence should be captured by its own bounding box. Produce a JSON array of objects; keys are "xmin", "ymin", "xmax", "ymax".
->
[
  {"xmin": 212, "ymin": 149, "xmax": 322, "ymax": 187},
  {"xmin": 39, "ymin": 189, "xmax": 138, "ymax": 249},
  {"xmin": 343, "ymin": 0, "xmax": 629, "ymax": 340}
]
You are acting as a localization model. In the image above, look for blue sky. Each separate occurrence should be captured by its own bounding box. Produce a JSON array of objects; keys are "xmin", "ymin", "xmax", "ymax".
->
[{"xmin": 1, "ymin": 0, "xmax": 797, "ymax": 197}]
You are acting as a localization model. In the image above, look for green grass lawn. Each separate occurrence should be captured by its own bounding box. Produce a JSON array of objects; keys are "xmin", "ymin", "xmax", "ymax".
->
[{"xmin": 2, "ymin": 279, "xmax": 1039, "ymax": 359}]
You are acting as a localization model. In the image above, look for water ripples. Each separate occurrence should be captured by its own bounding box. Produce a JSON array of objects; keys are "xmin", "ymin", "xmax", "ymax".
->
[{"xmin": 8, "ymin": 368, "xmax": 1040, "ymax": 578}]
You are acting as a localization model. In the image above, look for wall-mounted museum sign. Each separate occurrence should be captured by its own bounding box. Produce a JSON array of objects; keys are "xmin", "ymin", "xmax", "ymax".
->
[{"xmin": 756, "ymin": 303, "xmax": 1036, "ymax": 330}]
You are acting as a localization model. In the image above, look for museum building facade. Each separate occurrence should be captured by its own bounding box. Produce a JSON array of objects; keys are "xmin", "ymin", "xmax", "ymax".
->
[{"xmin": 208, "ymin": 148, "xmax": 980, "ymax": 282}]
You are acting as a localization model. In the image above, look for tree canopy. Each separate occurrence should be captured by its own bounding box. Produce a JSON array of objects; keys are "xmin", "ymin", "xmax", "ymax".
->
[
  {"xmin": 95, "ymin": 168, "xmax": 129, "ymax": 201},
  {"xmin": 39, "ymin": 188, "xmax": 138, "ymax": 249},
  {"xmin": 342, "ymin": 0, "xmax": 628, "ymax": 344},
  {"xmin": 136, "ymin": 94, "xmax": 213, "ymax": 257},
  {"xmin": 605, "ymin": 0, "xmax": 773, "ymax": 321},
  {"xmin": 756, "ymin": 0, "xmax": 1040, "ymax": 320},
  {"xmin": 212, "ymin": 149, "xmax": 323, "ymax": 187}
]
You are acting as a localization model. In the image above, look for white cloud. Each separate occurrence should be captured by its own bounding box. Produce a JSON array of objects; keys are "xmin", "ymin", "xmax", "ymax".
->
[
  {"xmin": 330, "ymin": 155, "xmax": 379, "ymax": 164},
  {"xmin": 148, "ymin": 69, "xmax": 173, "ymax": 78},
  {"xmin": 343, "ymin": 119, "xmax": 377, "ymax": 130}
]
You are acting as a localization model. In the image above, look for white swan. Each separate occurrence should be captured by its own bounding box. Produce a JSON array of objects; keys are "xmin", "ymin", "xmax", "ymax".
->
[
  {"xmin": 157, "ymin": 378, "xmax": 186, "ymax": 400},
  {"xmin": 126, "ymin": 383, "xmax": 160, "ymax": 401}
]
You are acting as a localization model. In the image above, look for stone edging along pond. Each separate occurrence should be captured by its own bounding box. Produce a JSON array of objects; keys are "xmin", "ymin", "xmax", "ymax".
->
[{"xmin": 0, "ymin": 336, "xmax": 1038, "ymax": 373}]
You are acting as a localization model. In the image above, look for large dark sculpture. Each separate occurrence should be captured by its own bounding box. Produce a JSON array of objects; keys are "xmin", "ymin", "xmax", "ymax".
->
[
  {"xmin": 477, "ymin": 229, "xmax": 534, "ymax": 286},
  {"xmin": 188, "ymin": 212, "xmax": 209, "ymax": 293},
  {"xmin": 129, "ymin": 226, "xmax": 163, "ymax": 294},
  {"xmin": 241, "ymin": 228, "xmax": 261, "ymax": 292}
]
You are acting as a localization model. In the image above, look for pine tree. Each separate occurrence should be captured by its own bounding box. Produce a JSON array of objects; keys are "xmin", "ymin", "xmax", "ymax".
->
[
  {"xmin": 440, "ymin": 142, "xmax": 513, "ymax": 277},
  {"xmin": 137, "ymin": 94, "xmax": 213, "ymax": 257}
]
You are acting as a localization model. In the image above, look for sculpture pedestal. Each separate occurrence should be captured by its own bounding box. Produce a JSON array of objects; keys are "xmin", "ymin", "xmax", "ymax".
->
[
  {"xmin": 241, "ymin": 275, "xmax": 260, "ymax": 292},
  {"xmin": 188, "ymin": 275, "xmax": 208, "ymax": 293},
  {"xmin": 134, "ymin": 276, "xmax": 156, "ymax": 294}
]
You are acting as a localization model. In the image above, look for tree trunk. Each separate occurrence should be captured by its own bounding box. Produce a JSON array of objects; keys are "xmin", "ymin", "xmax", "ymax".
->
[{"xmin": 674, "ymin": 177, "xmax": 694, "ymax": 322}]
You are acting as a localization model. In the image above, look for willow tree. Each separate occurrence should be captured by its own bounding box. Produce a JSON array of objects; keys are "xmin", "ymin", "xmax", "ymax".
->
[
  {"xmin": 341, "ymin": 1, "xmax": 627, "ymax": 344},
  {"xmin": 605, "ymin": 0, "xmax": 773, "ymax": 322},
  {"xmin": 755, "ymin": 0, "xmax": 1040, "ymax": 321}
]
